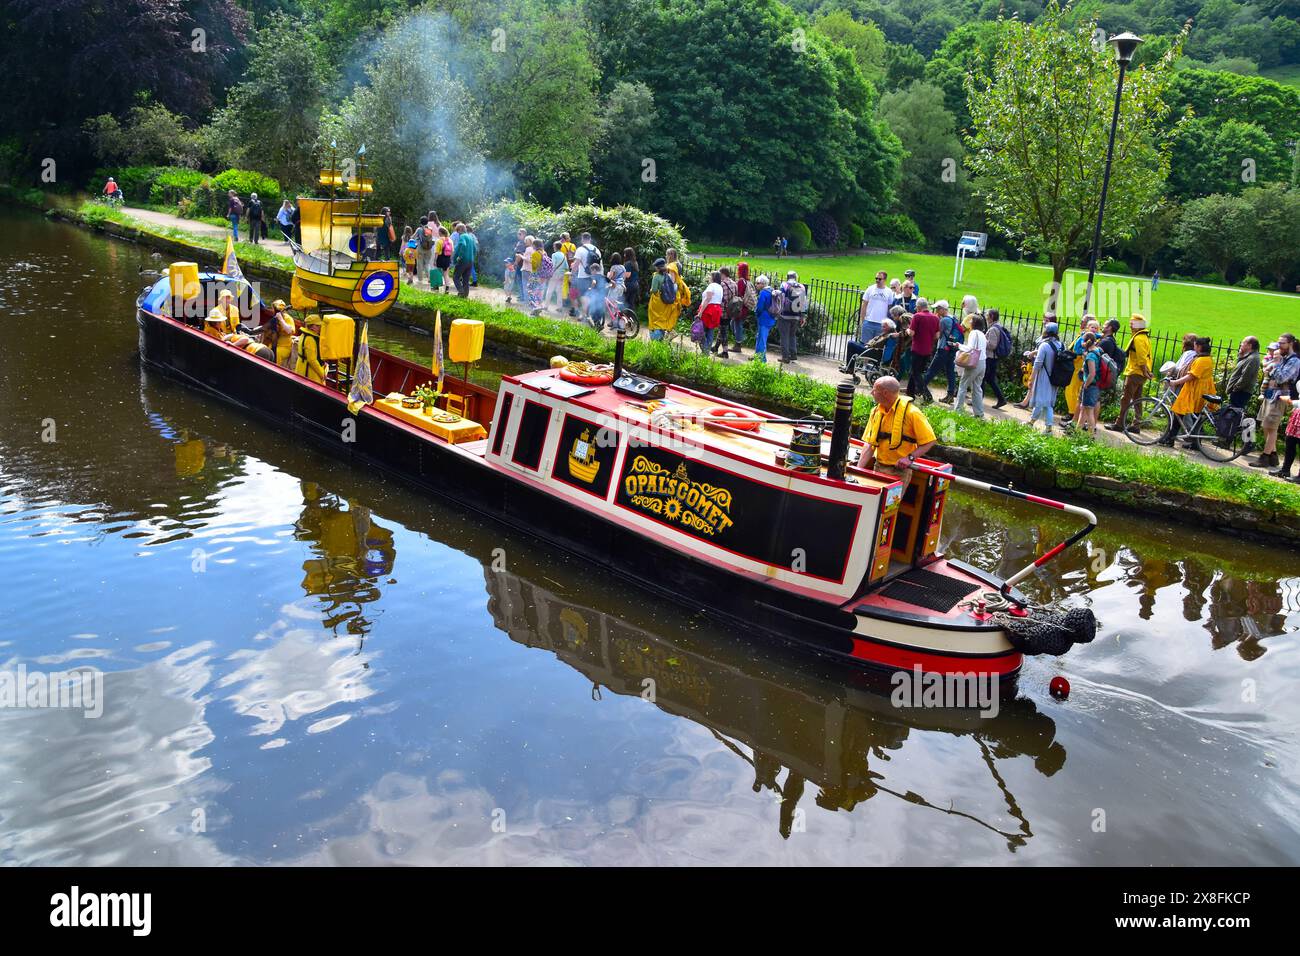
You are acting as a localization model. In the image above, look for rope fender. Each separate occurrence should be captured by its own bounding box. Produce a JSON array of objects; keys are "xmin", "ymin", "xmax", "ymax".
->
[{"xmin": 961, "ymin": 591, "xmax": 1099, "ymax": 656}]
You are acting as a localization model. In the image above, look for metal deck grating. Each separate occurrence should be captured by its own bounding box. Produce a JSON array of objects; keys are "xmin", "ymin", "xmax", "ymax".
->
[{"xmin": 879, "ymin": 567, "xmax": 980, "ymax": 614}]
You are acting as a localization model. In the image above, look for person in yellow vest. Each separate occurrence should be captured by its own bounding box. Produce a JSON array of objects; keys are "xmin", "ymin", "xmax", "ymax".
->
[
  {"xmin": 202, "ymin": 307, "xmax": 229, "ymax": 339},
  {"xmin": 213, "ymin": 289, "xmax": 241, "ymax": 335},
  {"xmin": 296, "ymin": 314, "xmax": 327, "ymax": 384},
  {"xmin": 860, "ymin": 376, "xmax": 937, "ymax": 473},
  {"xmin": 268, "ymin": 299, "xmax": 296, "ymax": 368}
]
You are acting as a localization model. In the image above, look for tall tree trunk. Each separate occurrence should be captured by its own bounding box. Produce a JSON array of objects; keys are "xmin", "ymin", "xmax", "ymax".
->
[{"xmin": 1048, "ymin": 254, "xmax": 1068, "ymax": 317}]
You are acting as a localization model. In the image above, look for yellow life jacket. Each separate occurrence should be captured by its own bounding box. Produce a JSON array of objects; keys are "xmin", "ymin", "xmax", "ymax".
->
[
  {"xmin": 296, "ymin": 329, "xmax": 325, "ymax": 383},
  {"xmin": 866, "ymin": 396, "xmax": 915, "ymax": 452}
]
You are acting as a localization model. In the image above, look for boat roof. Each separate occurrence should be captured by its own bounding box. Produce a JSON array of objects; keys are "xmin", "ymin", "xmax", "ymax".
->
[{"xmin": 507, "ymin": 368, "xmax": 896, "ymax": 492}]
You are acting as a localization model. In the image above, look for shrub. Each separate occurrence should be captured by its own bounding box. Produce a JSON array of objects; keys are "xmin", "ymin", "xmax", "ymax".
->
[
  {"xmin": 149, "ymin": 167, "xmax": 207, "ymax": 206},
  {"xmin": 211, "ymin": 169, "xmax": 281, "ymax": 206},
  {"xmin": 861, "ymin": 212, "xmax": 924, "ymax": 250},
  {"xmin": 1200, "ymin": 271, "xmax": 1224, "ymax": 285},
  {"xmin": 783, "ymin": 220, "xmax": 813, "ymax": 252},
  {"xmin": 1104, "ymin": 259, "xmax": 1131, "ymax": 275},
  {"xmin": 845, "ymin": 222, "xmax": 865, "ymax": 248},
  {"xmin": 471, "ymin": 199, "xmax": 686, "ymax": 277},
  {"xmin": 1239, "ymin": 275, "xmax": 1262, "ymax": 289},
  {"xmin": 90, "ymin": 165, "xmax": 165, "ymax": 202},
  {"xmin": 809, "ymin": 212, "xmax": 840, "ymax": 249},
  {"xmin": 799, "ymin": 300, "xmax": 831, "ymax": 352}
]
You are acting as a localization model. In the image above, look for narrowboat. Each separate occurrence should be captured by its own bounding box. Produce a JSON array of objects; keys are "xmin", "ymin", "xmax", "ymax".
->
[{"xmin": 136, "ymin": 265, "xmax": 1098, "ymax": 683}]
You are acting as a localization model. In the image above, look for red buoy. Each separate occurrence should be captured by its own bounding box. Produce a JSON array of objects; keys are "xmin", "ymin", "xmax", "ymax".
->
[{"xmin": 1049, "ymin": 676, "xmax": 1070, "ymax": 700}]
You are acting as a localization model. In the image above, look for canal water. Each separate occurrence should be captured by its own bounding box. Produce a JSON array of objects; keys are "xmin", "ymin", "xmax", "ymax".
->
[{"xmin": 2, "ymin": 206, "xmax": 1298, "ymax": 865}]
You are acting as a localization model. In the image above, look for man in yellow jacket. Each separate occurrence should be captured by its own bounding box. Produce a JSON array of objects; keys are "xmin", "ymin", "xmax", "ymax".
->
[
  {"xmin": 860, "ymin": 376, "xmax": 937, "ymax": 473},
  {"xmin": 295, "ymin": 314, "xmax": 327, "ymax": 385},
  {"xmin": 1106, "ymin": 313, "xmax": 1152, "ymax": 433}
]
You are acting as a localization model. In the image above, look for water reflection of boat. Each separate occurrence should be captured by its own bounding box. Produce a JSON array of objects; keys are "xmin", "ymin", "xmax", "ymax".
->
[
  {"xmin": 484, "ymin": 566, "xmax": 1066, "ymax": 847},
  {"xmin": 295, "ymin": 481, "xmax": 395, "ymax": 640}
]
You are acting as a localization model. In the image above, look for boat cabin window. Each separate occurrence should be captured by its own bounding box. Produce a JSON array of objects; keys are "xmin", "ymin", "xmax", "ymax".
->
[
  {"xmin": 510, "ymin": 400, "xmax": 551, "ymax": 471},
  {"xmin": 491, "ymin": 392, "xmax": 514, "ymax": 457}
]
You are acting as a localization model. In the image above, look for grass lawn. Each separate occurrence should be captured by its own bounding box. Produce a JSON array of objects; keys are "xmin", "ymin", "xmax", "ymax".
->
[{"xmin": 688, "ymin": 247, "xmax": 1300, "ymax": 344}]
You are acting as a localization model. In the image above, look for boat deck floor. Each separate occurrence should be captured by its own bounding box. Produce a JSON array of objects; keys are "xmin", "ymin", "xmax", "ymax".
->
[{"xmin": 852, "ymin": 559, "xmax": 988, "ymax": 621}]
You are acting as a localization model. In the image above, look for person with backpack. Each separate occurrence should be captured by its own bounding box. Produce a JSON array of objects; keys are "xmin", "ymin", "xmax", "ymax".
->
[
  {"xmin": 713, "ymin": 266, "xmax": 739, "ymax": 358},
  {"xmin": 1072, "ymin": 332, "xmax": 1104, "ymax": 436},
  {"xmin": 246, "ymin": 192, "xmax": 264, "ymax": 245},
  {"xmin": 733, "ymin": 262, "xmax": 755, "ymax": 354},
  {"xmin": 696, "ymin": 271, "xmax": 725, "ymax": 353},
  {"xmin": 1029, "ymin": 322, "xmax": 1065, "ymax": 434},
  {"xmin": 953, "ymin": 312, "xmax": 989, "ymax": 418},
  {"xmin": 647, "ymin": 257, "xmax": 679, "ymax": 341},
  {"xmin": 414, "ymin": 216, "xmax": 435, "ymax": 287},
  {"xmin": 227, "ymin": 190, "xmax": 243, "ymax": 241},
  {"xmin": 982, "ymin": 309, "xmax": 1010, "ymax": 409},
  {"xmin": 571, "ymin": 232, "xmax": 602, "ymax": 320},
  {"xmin": 777, "ymin": 271, "xmax": 808, "ymax": 364},
  {"xmin": 921, "ymin": 300, "xmax": 962, "ymax": 403},
  {"xmin": 452, "ymin": 222, "xmax": 477, "ymax": 297},
  {"xmin": 433, "ymin": 226, "xmax": 454, "ymax": 291},
  {"xmin": 1097, "ymin": 319, "xmax": 1126, "ymax": 373},
  {"xmin": 1063, "ymin": 318, "xmax": 1101, "ymax": 422},
  {"xmin": 1106, "ymin": 314, "xmax": 1154, "ymax": 434}
]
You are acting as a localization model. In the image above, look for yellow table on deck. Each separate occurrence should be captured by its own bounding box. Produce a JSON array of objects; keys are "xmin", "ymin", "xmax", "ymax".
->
[{"xmin": 376, "ymin": 398, "xmax": 487, "ymax": 444}]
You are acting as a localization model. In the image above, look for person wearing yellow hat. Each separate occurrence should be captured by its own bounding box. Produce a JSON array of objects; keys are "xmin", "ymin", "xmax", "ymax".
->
[
  {"xmin": 213, "ymin": 289, "xmax": 241, "ymax": 335},
  {"xmin": 1105, "ymin": 313, "xmax": 1152, "ymax": 433},
  {"xmin": 203, "ymin": 308, "xmax": 229, "ymax": 340},
  {"xmin": 268, "ymin": 299, "xmax": 296, "ymax": 368},
  {"xmin": 295, "ymin": 314, "xmax": 326, "ymax": 385}
]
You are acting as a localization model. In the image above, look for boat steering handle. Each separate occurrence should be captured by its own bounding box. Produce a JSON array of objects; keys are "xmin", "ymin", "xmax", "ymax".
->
[{"xmin": 906, "ymin": 463, "xmax": 1098, "ymax": 595}]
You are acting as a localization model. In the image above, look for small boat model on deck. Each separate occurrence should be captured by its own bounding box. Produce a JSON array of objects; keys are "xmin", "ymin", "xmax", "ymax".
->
[{"xmin": 136, "ymin": 267, "xmax": 1098, "ymax": 683}]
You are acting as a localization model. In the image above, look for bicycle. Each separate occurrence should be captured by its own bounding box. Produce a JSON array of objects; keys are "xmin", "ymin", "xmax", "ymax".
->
[
  {"xmin": 588, "ymin": 303, "xmax": 640, "ymax": 339},
  {"xmin": 1123, "ymin": 380, "xmax": 1254, "ymax": 462}
]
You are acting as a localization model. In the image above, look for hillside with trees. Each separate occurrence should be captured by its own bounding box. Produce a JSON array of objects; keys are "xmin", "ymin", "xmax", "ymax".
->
[{"xmin": 0, "ymin": 0, "xmax": 1297, "ymax": 290}]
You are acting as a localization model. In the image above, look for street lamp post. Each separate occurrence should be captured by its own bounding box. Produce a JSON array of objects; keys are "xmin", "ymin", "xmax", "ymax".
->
[{"xmin": 1082, "ymin": 31, "xmax": 1143, "ymax": 317}]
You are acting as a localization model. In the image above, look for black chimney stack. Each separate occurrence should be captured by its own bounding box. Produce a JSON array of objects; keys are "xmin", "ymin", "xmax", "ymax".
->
[
  {"xmin": 613, "ymin": 324, "xmax": 626, "ymax": 382},
  {"xmin": 826, "ymin": 378, "xmax": 855, "ymax": 480}
]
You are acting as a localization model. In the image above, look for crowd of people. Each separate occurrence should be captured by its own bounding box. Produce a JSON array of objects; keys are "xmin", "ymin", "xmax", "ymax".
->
[{"xmin": 840, "ymin": 267, "xmax": 1293, "ymax": 477}]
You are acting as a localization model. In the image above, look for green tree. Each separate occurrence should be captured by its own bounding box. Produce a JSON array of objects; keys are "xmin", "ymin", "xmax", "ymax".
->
[
  {"xmin": 204, "ymin": 12, "xmax": 333, "ymax": 191},
  {"xmin": 883, "ymin": 42, "xmax": 927, "ymax": 91},
  {"xmin": 1172, "ymin": 192, "xmax": 1252, "ymax": 280},
  {"xmin": 877, "ymin": 81, "xmax": 970, "ymax": 243},
  {"xmin": 591, "ymin": 82, "xmax": 673, "ymax": 208},
  {"xmin": 83, "ymin": 102, "xmax": 203, "ymax": 168},
  {"xmin": 924, "ymin": 20, "xmax": 1014, "ymax": 131},
  {"xmin": 1119, "ymin": 200, "xmax": 1180, "ymax": 275},
  {"xmin": 319, "ymin": 12, "xmax": 488, "ymax": 218},
  {"xmin": 472, "ymin": 0, "xmax": 601, "ymax": 204},
  {"xmin": 964, "ymin": 5, "xmax": 1185, "ymax": 309},
  {"xmin": 1240, "ymin": 184, "xmax": 1300, "ymax": 288},
  {"xmin": 590, "ymin": 0, "xmax": 900, "ymax": 235},
  {"xmin": 813, "ymin": 10, "xmax": 887, "ymax": 87}
]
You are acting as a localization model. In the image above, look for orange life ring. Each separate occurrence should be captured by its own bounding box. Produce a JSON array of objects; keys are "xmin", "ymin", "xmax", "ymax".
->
[
  {"xmin": 708, "ymin": 406, "xmax": 762, "ymax": 431},
  {"xmin": 558, "ymin": 367, "xmax": 614, "ymax": 386}
]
